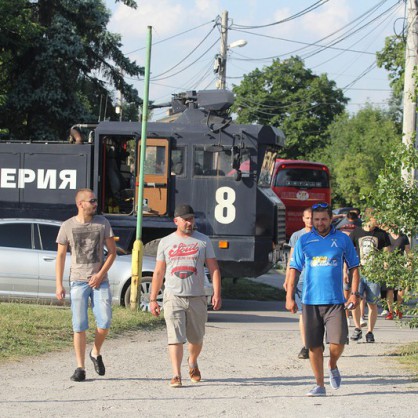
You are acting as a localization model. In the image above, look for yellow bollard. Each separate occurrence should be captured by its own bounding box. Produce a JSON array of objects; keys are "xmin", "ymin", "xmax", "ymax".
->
[{"xmin": 130, "ymin": 239, "xmax": 144, "ymax": 310}]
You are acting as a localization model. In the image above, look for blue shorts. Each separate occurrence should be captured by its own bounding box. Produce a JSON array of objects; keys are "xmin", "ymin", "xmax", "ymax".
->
[
  {"xmin": 295, "ymin": 281, "xmax": 303, "ymax": 314},
  {"xmin": 70, "ymin": 281, "xmax": 112, "ymax": 332},
  {"xmin": 359, "ymin": 276, "xmax": 380, "ymax": 304}
]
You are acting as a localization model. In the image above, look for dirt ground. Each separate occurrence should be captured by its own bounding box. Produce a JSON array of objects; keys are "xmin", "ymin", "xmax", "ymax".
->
[{"xmin": 1, "ymin": 299, "xmax": 417, "ymax": 418}]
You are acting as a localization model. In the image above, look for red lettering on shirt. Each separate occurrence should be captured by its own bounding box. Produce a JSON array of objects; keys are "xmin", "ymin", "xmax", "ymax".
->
[{"xmin": 168, "ymin": 243, "xmax": 199, "ymax": 258}]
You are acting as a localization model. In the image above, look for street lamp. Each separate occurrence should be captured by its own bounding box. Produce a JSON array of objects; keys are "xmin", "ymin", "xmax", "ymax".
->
[{"xmin": 214, "ymin": 38, "xmax": 247, "ymax": 89}]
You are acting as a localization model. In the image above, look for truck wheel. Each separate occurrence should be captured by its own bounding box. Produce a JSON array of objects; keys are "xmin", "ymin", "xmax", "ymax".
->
[
  {"xmin": 143, "ymin": 239, "xmax": 161, "ymax": 256},
  {"xmin": 123, "ymin": 276, "xmax": 164, "ymax": 312}
]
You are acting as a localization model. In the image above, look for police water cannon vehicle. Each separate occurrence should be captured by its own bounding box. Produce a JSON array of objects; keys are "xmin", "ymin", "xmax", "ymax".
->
[{"xmin": 0, "ymin": 89, "xmax": 286, "ymax": 278}]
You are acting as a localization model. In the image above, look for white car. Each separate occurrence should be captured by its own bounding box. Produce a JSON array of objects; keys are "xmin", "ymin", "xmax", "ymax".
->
[{"xmin": 0, "ymin": 218, "xmax": 213, "ymax": 310}]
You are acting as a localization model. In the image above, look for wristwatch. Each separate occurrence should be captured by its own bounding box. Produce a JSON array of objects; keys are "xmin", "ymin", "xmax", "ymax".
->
[{"xmin": 351, "ymin": 291, "xmax": 361, "ymax": 297}]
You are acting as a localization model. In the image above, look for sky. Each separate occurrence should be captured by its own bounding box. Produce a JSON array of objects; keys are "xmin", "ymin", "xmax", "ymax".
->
[{"xmin": 104, "ymin": 0, "xmax": 406, "ymax": 121}]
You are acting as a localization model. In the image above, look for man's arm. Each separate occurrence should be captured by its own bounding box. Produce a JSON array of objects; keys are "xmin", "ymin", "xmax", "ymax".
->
[
  {"xmin": 345, "ymin": 266, "xmax": 360, "ymax": 309},
  {"xmin": 55, "ymin": 243, "xmax": 68, "ymax": 300},
  {"xmin": 149, "ymin": 260, "xmax": 166, "ymax": 317},
  {"xmin": 285, "ymin": 268, "xmax": 300, "ymax": 314},
  {"xmin": 206, "ymin": 257, "xmax": 222, "ymax": 311},
  {"xmin": 88, "ymin": 236, "xmax": 117, "ymax": 288},
  {"xmin": 284, "ymin": 247, "xmax": 295, "ymax": 291}
]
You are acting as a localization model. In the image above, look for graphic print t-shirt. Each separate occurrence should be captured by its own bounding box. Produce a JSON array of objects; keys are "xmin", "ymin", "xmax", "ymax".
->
[
  {"xmin": 56, "ymin": 216, "xmax": 114, "ymax": 282},
  {"xmin": 157, "ymin": 231, "xmax": 215, "ymax": 296},
  {"xmin": 290, "ymin": 227, "xmax": 359, "ymax": 305},
  {"xmin": 350, "ymin": 227, "xmax": 390, "ymax": 266}
]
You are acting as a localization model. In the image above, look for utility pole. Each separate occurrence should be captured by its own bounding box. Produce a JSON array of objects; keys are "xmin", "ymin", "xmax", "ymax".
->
[
  {"xmin": 216, "ymin": 10, "xmax": 228, "ymax": 89},
  {"xmin": 402, "ymin": 0, "xmax": 418, "ymax": 182}
]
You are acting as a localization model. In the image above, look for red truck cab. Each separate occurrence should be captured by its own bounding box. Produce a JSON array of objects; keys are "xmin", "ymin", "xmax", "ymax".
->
[{"xmin": 271, "ymin": 159, "xmax": 331, "ymax": 241}]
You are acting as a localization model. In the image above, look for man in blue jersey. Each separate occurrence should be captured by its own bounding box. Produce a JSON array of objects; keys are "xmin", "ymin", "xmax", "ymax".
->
[{"xmin": 286, "ymin": 203, "xmax": 360, "ymax": 397}]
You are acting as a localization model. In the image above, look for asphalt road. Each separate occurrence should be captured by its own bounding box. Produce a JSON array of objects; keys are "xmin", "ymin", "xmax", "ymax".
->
[{"xmin": 0, "ymin": 296, "xmax": 417, "ymax": 418}]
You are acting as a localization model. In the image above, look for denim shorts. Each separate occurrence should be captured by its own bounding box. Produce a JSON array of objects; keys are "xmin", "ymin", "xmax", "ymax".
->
[
  {"xmin": 70, "ymin": 281, "xmax": 112, "ymax": 332},
  {"xmin": 359, "ymin": 276, "xmax": 381, "ymax": 304}
]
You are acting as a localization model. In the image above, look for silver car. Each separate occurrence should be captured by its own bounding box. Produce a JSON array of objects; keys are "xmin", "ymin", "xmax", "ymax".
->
[{"xmin": 0, "ymin": 218, "xmax": 213, "ymax": 310}]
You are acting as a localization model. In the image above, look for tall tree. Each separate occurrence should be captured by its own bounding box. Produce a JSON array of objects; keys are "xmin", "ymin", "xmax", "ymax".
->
[
  {"xmin": 376, "ymin": 34, "xmax": 406, "ymax": 102},
  {"xmin": 318, "ymin": 105, "xmax": 401, "ymax": 206},
  {"xmin": 232, "ymin": 57, "xmax": 348, "ymax": 159},
  {"xmin": 0, "ymin": 0, "xmax": 143, "ymax": 141}
]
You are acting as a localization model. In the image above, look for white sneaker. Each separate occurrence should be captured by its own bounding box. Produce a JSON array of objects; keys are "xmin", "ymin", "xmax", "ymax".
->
[
  {"xmin": 380, "ymin": 309, "xmax": 389, "ymax": 317},
  {"xmin": 360, "ymin": 318, "xmax": 367, "ymax": 327}
]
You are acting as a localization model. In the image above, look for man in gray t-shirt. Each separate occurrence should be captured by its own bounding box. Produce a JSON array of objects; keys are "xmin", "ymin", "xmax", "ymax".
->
[
  {"xmin": 150, "ymin": 204, "xmax": 222, "ymax": 388},
  {"xmin": 156, "ymin": 230, "xmax": 215, "ymax": 297},
  {"xmin": 56, "ymin": 188, "xmax": 116, "ymax": 383}
]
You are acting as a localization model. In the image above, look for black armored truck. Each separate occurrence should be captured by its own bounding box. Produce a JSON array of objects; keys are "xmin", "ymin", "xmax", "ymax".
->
[{"xmin": 0, "ymin": 90, "xmax": 285, "ymax": 279}]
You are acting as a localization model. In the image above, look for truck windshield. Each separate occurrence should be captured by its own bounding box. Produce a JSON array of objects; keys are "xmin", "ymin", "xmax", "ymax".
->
[{"xmin": 274, "ymin": 168, "xmax": 329, "ymax": 188}]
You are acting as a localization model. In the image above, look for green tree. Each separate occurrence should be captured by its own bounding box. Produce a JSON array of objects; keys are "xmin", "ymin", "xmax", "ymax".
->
[
  {"xmin": 232, "ymin": 56, "xmax": 348, "ymax": 159},
  {"xmin": 0, "ymin": 0, "xmax": 143, "ymax": 141},
  {"xmin": 318, "ymin": 105, "xmax": 401, "ymax": 206},
  {"xmin": 362, "ymin": 143, "xmax": 418, "ymax": 327},
  {"xmin": 376, "ymin": 35, "xmax": 405, "ymax": 101}
]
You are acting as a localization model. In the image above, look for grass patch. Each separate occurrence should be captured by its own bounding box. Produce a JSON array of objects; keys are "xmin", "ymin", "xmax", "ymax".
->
[
  {"xmin": 391, "ymin": 341, "xmax": 418, "ymax": 379},
  {"xmin": 221, "ymin": 277, "xmax": 286, "ymax": 301},
  {"xmin": 0, "ymin": 302, "xmax": 164, "ymax": 363}
]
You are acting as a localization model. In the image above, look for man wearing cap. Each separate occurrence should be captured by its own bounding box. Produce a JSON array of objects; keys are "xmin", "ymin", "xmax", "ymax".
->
[{"xmin": 150, "ymin": 203, "xmax": 222, "ymax": 388}]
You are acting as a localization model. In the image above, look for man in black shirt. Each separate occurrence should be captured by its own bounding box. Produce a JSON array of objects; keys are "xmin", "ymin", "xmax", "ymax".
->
[{"xmin": 349, "ymin": 208, "xmax": 390, "ymax": 343}]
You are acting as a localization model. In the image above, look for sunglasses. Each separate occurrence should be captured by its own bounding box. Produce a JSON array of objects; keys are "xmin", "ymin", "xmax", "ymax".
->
[
  {"xmin": 83, "ymin": 198, "xmax": 98, "ymax": 204},
  {"xmin": 312, "ymin": 202, "xmax": 329, "ymax": 209}
]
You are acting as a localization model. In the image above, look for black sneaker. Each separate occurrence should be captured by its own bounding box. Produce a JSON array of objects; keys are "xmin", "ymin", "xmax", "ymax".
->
[
  {"xmin": 70, "ymin": 367, "xmax": 86, "ymax": 382},
  {"xmin": 350, "ymin": 328, "xmax": 362, "ymax": 341},
  {"xmin": 90, "ymin": 351, "xmax": 105, "ymax": 376},
  {"xmin": 298, "ymin": 347, "xmax": 309, "ymax": 359},
  {"xmin": 365, "ymin": 331, "xmax": 375, "ymax": 343}
]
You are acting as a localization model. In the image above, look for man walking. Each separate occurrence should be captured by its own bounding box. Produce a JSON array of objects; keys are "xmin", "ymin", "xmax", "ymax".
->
[
  {"xmin": 56, "ymin": 188, "xmax": 116, "ymax": 382},
  {"xmin": 286, "ymin": 203, "xmax": 360, "ymax": 397},
  {"xmin": 150, "ymin": 204, "xmax": 222, "ymax": 388},
  {"xmin": 283, "ymin": 207, "xmax": 312, "ymax": 359},
  {"xmin": 349, "ymin": 208, "xmax": 390, "ymax": 342}
]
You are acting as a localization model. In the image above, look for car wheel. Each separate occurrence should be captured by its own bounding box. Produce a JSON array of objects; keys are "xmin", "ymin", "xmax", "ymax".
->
[{"xmin": 123, "ymin": 276, "xmax": 164, "ymax": 312}]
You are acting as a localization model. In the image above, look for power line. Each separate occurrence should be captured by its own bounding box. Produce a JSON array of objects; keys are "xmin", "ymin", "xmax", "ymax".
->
[
  {"xmin": 151, "ymin": 37, "xmax": 220, "ymax": 82},
  {"xmin": 232, "ymin": 0, "xmax": 329, "ymax": 30},
  {"xmin": 150, "ymin": 23, "xmax": 218, "ymax": 80},
  {"xmin": 124, "ymin": 20, "xmax": 216, "ymax": 55}
]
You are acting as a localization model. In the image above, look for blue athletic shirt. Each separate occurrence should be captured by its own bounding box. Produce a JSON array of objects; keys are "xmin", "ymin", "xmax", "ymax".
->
[{"xmin": 290, "ymin": 225, "xmax": 359, "ymax": 305}]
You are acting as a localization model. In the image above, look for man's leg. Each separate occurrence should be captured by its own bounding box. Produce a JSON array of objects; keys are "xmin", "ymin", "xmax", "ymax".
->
[
  {"xmin": 386, "ymin": 289, "xmax": 394, "ymax": 315},
  {"xmin": 92, "ymin": 328, "xmax": 109, "ymax": 356},
  {"xmin": 91, "ymin": 282, "xmax": 112, "ymax": 357},
  {"xmin": 74, "ymin": 331, "xmax": 87, "ymax": 368},
  {"xmin": 367, "ymin": 303, "xmax": 378, "ymax": 332},
  {"xmin": 329, "ymin": 343, "xmax": 344, "ymax": 369},
  {"xmin": 188, "ymin": 342, "xmax": 203, "ymax": 367},
  {"xmin": 299, "ymin": 315, "xmax": 306, "ymax": 347},
  {"xmin": 352, "ymin": 304, "xmax": 361, "ymax": 328},
  {"xmin": 70, "ymin": 282, "xmax": 89, "ymax": 376},
  {"xmin": 309, "ymin": 346, "xmax": 324, "ymax": 387},
  {"xmin": 168, "ymin": 343, "xmax": 183, "ymax": 377}
]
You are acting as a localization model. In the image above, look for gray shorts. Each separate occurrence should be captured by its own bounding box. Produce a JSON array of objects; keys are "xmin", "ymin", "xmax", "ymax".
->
[
  {"xmin": 295, "ymin": 281, "xmax": 303, "ymax": 314},
  {"xmin": 302, "ymin": 304, "xmax": 348, "ymax": 348},
  {"xmin": 163, "ymin": 292, "xmax": 207, "ymax": 345}
]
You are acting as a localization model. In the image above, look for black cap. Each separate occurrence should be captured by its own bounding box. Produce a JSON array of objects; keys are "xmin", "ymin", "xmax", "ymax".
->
[{"xmin": 174, "ymin": 204, "xmax": 194, "ymax": 218}]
